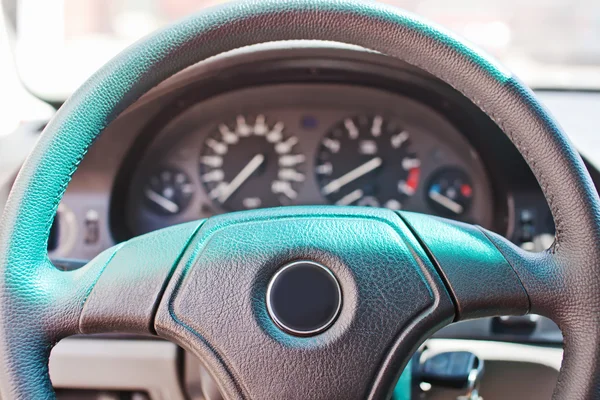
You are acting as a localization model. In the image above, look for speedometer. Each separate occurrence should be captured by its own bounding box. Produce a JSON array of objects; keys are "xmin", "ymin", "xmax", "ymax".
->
[
  {"xmin": 316, "ymin": 115, "xmax": 420, "ymax": 210},
  {"xmin": 200, "ymin": 114, "xmax": 306, "ymax": 211}
]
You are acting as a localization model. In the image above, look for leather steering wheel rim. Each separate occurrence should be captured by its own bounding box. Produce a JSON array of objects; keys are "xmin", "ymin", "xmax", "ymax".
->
[{"xmin": 1, "ymin": 1, "xmax": 600, "ymax": 399}]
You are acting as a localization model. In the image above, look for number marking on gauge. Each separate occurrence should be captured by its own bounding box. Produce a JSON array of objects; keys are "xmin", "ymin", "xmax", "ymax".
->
[
  {"xmin": 316, "ymin": 163, "xmax": 333, "ymax": 175},
  {"xmin": 279, "ymin": 154, "xmax": 306, "ymax": 167},
  {"xmin": 322, "ymin": 138, "xmax": 341, "ymax": 153},
  {"xmin": 161, "ymin": 171, "xmax": 171, "ymax": 181},
  {"xmin": 344, "ymin": 118, "xmax": 359, "ymax": 139},
  {"xmin": 236, "ymin": 115, "xmax": 252, "ymax": 136},
  {"xmin": 205, "ymin": 139, "xmax": 228, "ymax": 155},
  {"xmin": 200, "ymin": 155, "xmax": 223, "ymax": 168},
  {"xmin": 254, "ymin": 114, "xmax": 268, "ymax": 135},
  {"xmin": 181, "ymin": 183, "xmax": 194, "ymax": 194},
  {"xmin": 275, "ymin": 137, "xmax": 298, "ymax": 154},
  {"xmin": 271, "ymin": 180, "xmax": 298, "ymax": 199},
  {"xmin": 278, "ymin": 169, "xmax": 306, "ymax": 182},
  {"xmin": 267, "ymin": 121, "xmax": 285, "ymax": 143},
  {"xmin": 202, "ymin": 169, "xmax": 225, "ymax": 182},
  {"xmin": 371, "ymin": 115, "xmax": 383, "ymax": 137},
  {"xmin": 243, "ymin": 197, "xmax": 262, "ymax": 209},
  {"xmin": 218, "ymin": 124, "xmax": 239, "ymax": 144},
  {"xmin": 359, "ymin": 140, "xmax": 378, "ymax": 155},
  {"xmin": 175, "ymin": 173, "xmax": 186, "ymax": 184},
  {"xmin": 384, "ymin": 199, "xmax": 402, "ymax": 210},
  {"xmin": 391, "ymin": 131, "xmax": 409, "ymax": 149},
  {"xmin": 401, "ymin": 157, "xmax": 421, "ymax": 170}
]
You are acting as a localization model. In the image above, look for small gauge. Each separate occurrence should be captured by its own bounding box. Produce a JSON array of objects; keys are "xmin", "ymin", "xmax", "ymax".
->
[
  {"xmin": 427, "ymin": 168, "xmax": 473, "ymax": 217},
  {"xmin": 316, "ymin": 115, "xmax": 420, "ymax": 210},
  {"xmin": 143, "ymin": 167, "xmax": 194, "ymax": 215},
  {"xmin": 200, "ymin": 114, "xmax": 306, "ymax": 211}
]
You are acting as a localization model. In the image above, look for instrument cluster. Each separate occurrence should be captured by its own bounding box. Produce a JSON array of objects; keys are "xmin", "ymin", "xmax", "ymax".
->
[{"xmin": 126, "ymin": 84, "xmax": 494, "ymax": 235}]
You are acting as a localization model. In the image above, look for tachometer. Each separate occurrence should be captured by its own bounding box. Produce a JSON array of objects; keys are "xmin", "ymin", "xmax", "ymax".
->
[
  {"xmin": 316, "ymin": 115, "xmax": 420, "ymax": 210},
  {"xmin": 200, "ymin": 115, "xmax": 306, "ymax": 211}
]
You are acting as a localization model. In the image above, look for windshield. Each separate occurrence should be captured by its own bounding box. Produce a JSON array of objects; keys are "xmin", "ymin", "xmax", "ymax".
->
[{"xmin": 11, "ymin": 0, "xmax": 600, "ymax": 100}]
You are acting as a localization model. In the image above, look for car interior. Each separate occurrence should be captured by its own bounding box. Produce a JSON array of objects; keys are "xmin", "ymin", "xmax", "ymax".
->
[{"xmin": 1, "ymin": 0, "xmax": 600, "ymax": 399}]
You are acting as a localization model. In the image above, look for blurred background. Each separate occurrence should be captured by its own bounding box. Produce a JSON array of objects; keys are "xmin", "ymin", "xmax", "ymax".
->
[{"xmin": 2, "ymin": 0, "xmax": 600, "ymax": 134}]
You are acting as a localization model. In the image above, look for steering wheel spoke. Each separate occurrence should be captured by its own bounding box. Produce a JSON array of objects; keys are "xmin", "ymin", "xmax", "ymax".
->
[
  {"xmin": 400, "ymin": 212, "xmax": 530, "ymax": 320},
  {"xmin": 78, "ymin": 220, "xmax": 204, "ymax": 335}
]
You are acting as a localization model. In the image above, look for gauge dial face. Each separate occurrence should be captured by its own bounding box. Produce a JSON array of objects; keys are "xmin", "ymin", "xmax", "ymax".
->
[
  {"xmin": 316, "ymin": 115, "xmax": 420, "ymax": 209},
  {"xmin": 200, "ymin": 115, "xmax": 306, "ymax": 211},
  {"xmin": 427, "ymin": 168, "xmax": 473, "ymax": 216},
  {"xmin": 144, "ymin": 167, "xmax": 194, "ymax": 215}
]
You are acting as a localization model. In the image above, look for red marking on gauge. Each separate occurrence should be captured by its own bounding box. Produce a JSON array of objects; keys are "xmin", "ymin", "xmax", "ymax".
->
[
  {"xmin": 460, "ymin": 183, "xmax": 473, "ymax": 198},
  {"xmin": 406, "ymin": 168, "xmax": 420, "ymax": 191}
]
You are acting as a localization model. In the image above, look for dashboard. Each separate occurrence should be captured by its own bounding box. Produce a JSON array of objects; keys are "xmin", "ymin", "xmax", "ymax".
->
[
  {"xmin": 55, "ymin": 42, "xmax": 557, "ymax": 256},
  {"xmin": 126, "ymin": 84, "xmax": 493, "ymax": 236}
]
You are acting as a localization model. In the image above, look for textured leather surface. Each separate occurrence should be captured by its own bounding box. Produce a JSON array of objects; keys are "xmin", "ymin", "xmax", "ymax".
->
[
  {"xmin": 400, "ymin": 212, "xmax": 529, "ymax": 320},
  {"xmin": 483, "ymin": 229, "xmax": 600, "ymax": 400},
  {"xmin": 154, "ymin": 206, "xmax": 454, "ymax": 400},
  {"xmin": 80, "ymin": 220, "xmax": 203, "ymax": 334},
  {"xmin": 0, "ymin": 0, "xmax": 598, "ymax": 399},
  {"xmin": 0, "ymin": 243, "xmax": 119, "ymax": 399}
]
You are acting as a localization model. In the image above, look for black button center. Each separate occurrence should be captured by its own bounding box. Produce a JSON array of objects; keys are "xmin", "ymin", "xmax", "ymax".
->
[{"xmin": 267, "ymin": 261, "xmax": 342, "ymax": 336}]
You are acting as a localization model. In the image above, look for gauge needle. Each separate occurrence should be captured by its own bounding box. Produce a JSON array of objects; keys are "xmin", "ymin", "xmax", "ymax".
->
[
  {"xmin": 336, "ymin": 189, "xmax": 364, "ymax": 205},
  {"xmin": 428, "ymin": 190, "xmax": 464, "ymax": 214},
  {"xmin": 217, "ymin": 154, "xmax": 265, "ymax": 203},
  {"xmin": 322, "ymin": 157, "xmax": 382, "ymax": 195},
  {"xmin": 145, "ymin": 188, "xmax": 179, "ymax": 214}
]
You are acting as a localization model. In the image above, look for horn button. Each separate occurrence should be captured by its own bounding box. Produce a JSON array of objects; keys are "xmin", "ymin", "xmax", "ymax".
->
[{"xmin": 267, "ymin": 261, "xmax": 342, "ymax": 336}]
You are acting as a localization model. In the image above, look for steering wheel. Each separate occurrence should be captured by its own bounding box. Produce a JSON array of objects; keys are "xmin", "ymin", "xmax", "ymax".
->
[{"xmin": 1, "ymin": 1, "xmax": 600, "ymax": 399}]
